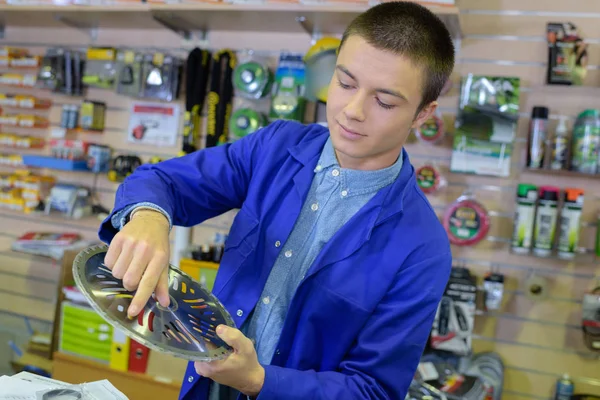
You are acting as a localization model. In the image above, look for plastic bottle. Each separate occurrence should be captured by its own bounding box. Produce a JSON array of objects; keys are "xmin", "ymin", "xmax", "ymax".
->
[
  {"xmin": 571, "ymin": 109, "xmax": 600, "ymax": 174},
  {"xmin": 533, "ymin": 186, "xmax": 560, "ymax": 257},
  {"xmin": 511, "ymin": 184, "xmax": 538, "ymax": 254},
  {"xmin": 554, "ymin": 373, "xmax": 574, "ymax": 400},
  {"xmin": 558, "ymin": 188, "xmax": 584, "ymax": 259},
  {"xmin": 527, "ymin": 106, "xmax": 549, "ymax": 169},
  {"xmin": 551, "ymin": 116, "xmax": 569, "ymax": 170}
]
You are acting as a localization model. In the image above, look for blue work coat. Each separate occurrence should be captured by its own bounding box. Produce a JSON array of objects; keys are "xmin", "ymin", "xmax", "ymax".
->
[{"xmin": 98, "ymin": 120, "xmax": 452, "ymax": 400}]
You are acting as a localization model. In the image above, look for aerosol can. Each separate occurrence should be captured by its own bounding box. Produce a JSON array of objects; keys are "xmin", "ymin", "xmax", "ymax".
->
[{"xmin": 554, "ymin": 373, "xmax": 574, "ymax": 400}]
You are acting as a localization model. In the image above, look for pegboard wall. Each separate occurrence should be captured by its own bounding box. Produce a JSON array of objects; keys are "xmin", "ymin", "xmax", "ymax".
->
[{"xmin": 0, "ymin": 0, "xmax": 599, "ymax": 398}]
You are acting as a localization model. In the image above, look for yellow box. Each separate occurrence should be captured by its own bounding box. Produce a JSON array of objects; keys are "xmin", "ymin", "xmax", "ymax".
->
[{"xmin": 179, "ymin": 258, "xmax": 219, "ymax": 291}]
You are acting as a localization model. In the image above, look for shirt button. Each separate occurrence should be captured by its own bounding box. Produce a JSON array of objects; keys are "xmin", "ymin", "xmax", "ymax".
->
[
  {"xmin": 188, "ymin": 376, "xmax": 194, "ymax": 383},
  {"xmin": 237, "ymin": 309, "xmax": 243, "ymax": 317},
  {"xmin": 311, "ymin": 203, "xmax": 318, "ymax": 211},
  {"xmin": 341, "ymin": 190, "xmax": 348, "ymax": 197},
  {"xmin": 275, "ymin": 240, "xmax": 281, "ymax": 247},
  {"xmin": 262, "ymin": 296, "xmax": 270, "ymax": 305},
  {"xmin": 314, "ymin": 165, "xmax": 322, "ymax": 172},
  {"xmin": 285, "ymin": 250, "xmax": 293, "ymax": 258},
  {"xmin": 332, "ymin": 169, "xmax": 340, "ymax": 177}
]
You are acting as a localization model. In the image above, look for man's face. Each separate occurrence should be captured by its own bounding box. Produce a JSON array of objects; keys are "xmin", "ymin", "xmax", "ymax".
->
[{"xmin": 326, "ymin": 35, "xmax": 437, "ymax": 170}]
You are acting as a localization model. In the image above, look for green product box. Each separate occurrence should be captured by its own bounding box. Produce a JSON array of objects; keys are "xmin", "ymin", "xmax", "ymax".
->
[{"xmin": 450, "ymin": 75, "xmax": 521, "ymax": 177}]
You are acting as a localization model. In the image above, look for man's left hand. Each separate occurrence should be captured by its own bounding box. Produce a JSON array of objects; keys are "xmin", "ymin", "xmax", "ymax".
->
[{"xmin": 194, "ymin": 325, "xmax": 265, "ymax": 397}]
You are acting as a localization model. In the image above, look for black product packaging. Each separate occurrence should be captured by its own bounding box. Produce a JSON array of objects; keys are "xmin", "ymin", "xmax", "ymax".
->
[{"xmin": 430, "ymin": 267, "xmax": 477, "ymax": 356}]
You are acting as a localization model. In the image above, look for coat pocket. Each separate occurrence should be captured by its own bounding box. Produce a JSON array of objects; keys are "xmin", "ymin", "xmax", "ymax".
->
[{"xmin": 223, "ymin": 208, "xmax": 259, "ymax": 258}]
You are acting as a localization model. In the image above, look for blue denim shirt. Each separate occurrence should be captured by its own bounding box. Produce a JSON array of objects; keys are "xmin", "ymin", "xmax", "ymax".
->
[{"xmin": 208, "ymin": 137, "xmax": 403, "ymax": 399}]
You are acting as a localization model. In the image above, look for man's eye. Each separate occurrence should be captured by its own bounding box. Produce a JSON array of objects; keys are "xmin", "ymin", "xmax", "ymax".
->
[
  {"xmin": 337, "ymin": 80, "xmax": 352, "ymax": 89},
  {"xmin": 376, "ymin": 98, "xmax": 395, "ymax": 110}
]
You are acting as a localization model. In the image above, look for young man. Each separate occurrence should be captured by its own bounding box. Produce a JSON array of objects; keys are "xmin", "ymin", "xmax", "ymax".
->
[{"xmin": 98, "ymin": 2, "xmax": 455, "ymax": 399}]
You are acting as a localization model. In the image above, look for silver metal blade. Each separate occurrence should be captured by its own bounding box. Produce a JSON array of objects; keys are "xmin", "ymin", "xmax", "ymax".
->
[{"xmin": 72, "ymin": 244, "xmax": 235, "ymax": 362}]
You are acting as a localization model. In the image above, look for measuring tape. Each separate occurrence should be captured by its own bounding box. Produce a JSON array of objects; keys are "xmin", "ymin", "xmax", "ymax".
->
[{"xmin": 206, "ymin": 49, "xmax": 236, "ymax": 148}]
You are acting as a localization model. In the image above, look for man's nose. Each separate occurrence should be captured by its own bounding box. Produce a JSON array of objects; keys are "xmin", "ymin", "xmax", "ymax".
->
[{"xmin": 343, "ymin": 93, "xmax": 366, "ymax": 122}]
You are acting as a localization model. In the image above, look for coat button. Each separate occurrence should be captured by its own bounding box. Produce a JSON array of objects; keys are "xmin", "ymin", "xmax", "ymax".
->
[
  {"xmin": 237, "ymin": 309, "xmax": 243, "ymax": 317},
  {"xmin": 275, "ymin": 241, "xmax": 281, "ymax": 247},
  {"xmin": 188, "ymin": 376, "xmax": 194, "ymax": 383}
]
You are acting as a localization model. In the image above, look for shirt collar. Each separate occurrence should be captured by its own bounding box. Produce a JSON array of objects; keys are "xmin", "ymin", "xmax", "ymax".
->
[{"xmin": 314, "ymin": 136, "xmax": 403, "ymax": 196}]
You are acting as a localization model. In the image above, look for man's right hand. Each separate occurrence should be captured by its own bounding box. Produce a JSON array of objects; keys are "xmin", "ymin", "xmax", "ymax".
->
[{"xmin": 104, "ymin": 209, "xmax": 171, "ymax": 318}]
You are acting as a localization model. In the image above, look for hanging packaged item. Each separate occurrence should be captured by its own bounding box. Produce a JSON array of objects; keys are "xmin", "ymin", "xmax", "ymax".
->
[
  {"xmin": 230, "ymin": 108, "xmax": 268, "ymax": 139},
  {"xmin": 36, "ymin": 48, "xmax": 84, "ymax": 96},
  {"xmin": 413, "ymin": 110, "xmax": 445, "ymax": 145},
  {"xmin": 430, "ymin": 267, "xmax": 477, "ymax": 356},
  {"xmin": 532, "ymin": 186, "xmax": 560, "ymax": 257},
  {"xmin": 571, "ymin": 109, "xmax": 600, "ymax": 174},
  {"xmin": 547, "ymin": 22, "xmax": 588, "ymax": 86},
  {"xmin": 443, "ymin": 193, "xmax": 491, "ymax": 246},
  {"xmin": 82, "ymin": 47, "xmax": 117, "ymax": 89},
  {"xmin": 140, "ymin": 53, "xmax": 182, "ymax": 102},
  {"xmin": 115, "ymin": 50, "xmax": 144, "ymax": 97},
  {"xmin": 269, "ymin": 52, "xmax": 306, "ymax": 122},
  {"xmin": 80, "ymin": 100, "xmax": 106, "ymax": 132},
  {"xmin": 483, "ymin": 272, "xmax": 504, "ymax": 311},
  {"xmin": 450, "ymin": 75, "xmax": 520, "ymax": 177},
  {"xmin": 206, "ymin": 49, "xmax": 236, "ymax": 148},
  {"xmin": 511, "ymin": 183, "xmax": 538, "ymax": 255},
  {"xmin": 557, "ymin": 188, "xmax": 584, "ymax": 260},
  {"xmin": 233, "ymin": 58, "xmax": 273, "ymax": 100},
  {"xmin": 415, "ymin": 162, "xmax": 446, "ymax": 194},
  {"xmin": 182, "ymin": 47, "xmax": 210, "ymax": 155}
]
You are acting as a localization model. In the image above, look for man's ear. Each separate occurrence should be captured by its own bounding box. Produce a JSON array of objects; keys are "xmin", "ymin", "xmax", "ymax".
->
[{"xmin": 411, "ymin": 101, "xmax": 438, "ymax": 129}]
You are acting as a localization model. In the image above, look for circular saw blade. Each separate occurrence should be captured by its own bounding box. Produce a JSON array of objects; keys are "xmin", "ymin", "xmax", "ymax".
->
[{"xmin": 72, "ymin": 244, "xmax": 236, "ymax": 362}]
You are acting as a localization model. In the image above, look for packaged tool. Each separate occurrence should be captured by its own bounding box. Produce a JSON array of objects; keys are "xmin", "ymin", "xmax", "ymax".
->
[
  {"xmin": 483, "ymin": 272, "xmax": 504, "ymax": 311},
  {"xmin": 140, "ymin": 52, "xmax": 183, "ymax": 102},
  {"xmin": 430, "ymin": 267, "xmax": 477, "ymax": 356},
  {"xmin": 269, "ymin": 52, "xmax": 306, "ymax": 122},
  {"xmin": 182, "ymin": 47, "xmax": 210, "ymax": 155},
  {"xmin": 108, "ymin": 155, "xmax": 142, "ymax": 182},
  {"xmin": 206, "ymin": 49, "xmax": 236, "ymax": 147},
  {"xmin": 547, "ymin": 22, "xmax": 588, "ymax": 86},
  {"xmin": 80, "ymin": 100, "xmax": 106, "ymax": 132},
  {"xmin": 115, "ymin": 49, "xmax": 144, "ymax": 97},
  {"xmin": 82, "ymin": 47, "xmax": 117, "ymax": 89}
]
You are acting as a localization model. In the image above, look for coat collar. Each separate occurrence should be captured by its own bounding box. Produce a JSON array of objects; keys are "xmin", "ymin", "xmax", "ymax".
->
[{"xmin": 287, "ymin": 124, "xmax": 415, "ymax": 226}]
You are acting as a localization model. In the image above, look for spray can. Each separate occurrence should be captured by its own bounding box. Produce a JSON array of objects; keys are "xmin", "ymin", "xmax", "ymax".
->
[
  {"xmin": 554, "ymin": 373, "xmax": 574, "ymax": 400},
  {"xmin": 527, "ymin": 106, "xmax": 549, "ymax": 169},
  {"xmin": 551, "ymin": 116, "xmax": 569, "ymax": 170},
  {"xmin": 533, "ymin": 186, "xmax": 560, "ymax": 257},
  {"xmin": 511, "ymin": 184, "xmax": 538, "ymax": 254},
  {"xmin": 571, "ymin": 109, "xmax": 600, "ymax": 174},
  {"xmin": 558, "ymin": 188, "xmax": 584, "ymax": 259}
]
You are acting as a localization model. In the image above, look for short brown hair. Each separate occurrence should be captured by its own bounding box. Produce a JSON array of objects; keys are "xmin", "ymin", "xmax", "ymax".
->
[{"xmin": 340, "ymin": 1, "xmax": 455, "ymax": 112}]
